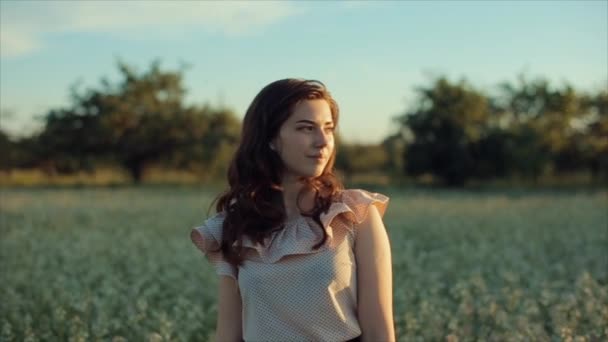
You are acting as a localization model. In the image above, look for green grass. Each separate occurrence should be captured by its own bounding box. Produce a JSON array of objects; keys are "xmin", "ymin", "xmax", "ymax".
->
[{"xmin": 1, "ymin": 187, "xmax": 606, "ymax": 341}]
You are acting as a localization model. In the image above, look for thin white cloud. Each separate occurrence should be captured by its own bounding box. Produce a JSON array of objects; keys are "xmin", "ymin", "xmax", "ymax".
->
[
  {"xmin": 0, "ymin": 27, "xmax": 41, "ymax": 58},
  {"xmin": 0, "ymin": 1, "xmax": 300, "ymax": 58}
]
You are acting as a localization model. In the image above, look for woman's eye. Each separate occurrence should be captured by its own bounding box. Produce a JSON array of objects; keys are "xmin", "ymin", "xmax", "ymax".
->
[{"xmin": 297, "ymin": 126, "xmax": 333, "ymax": 132}]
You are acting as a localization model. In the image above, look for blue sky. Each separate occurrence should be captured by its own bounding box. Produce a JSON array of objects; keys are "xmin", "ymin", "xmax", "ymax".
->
[{"xmin": 1, "ymin": 0, "xmax": 606, "ymax": 143}]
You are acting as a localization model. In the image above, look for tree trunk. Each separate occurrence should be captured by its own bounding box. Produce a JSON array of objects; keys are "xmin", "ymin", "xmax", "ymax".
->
[{"xmin": 126, "ymin": 160, "xmax": 145, "ymax": 183}]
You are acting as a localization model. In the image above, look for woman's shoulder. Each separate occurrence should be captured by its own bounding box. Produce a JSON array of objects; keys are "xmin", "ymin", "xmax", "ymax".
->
[
  {"xmin": 191, "ymin": 211, "xmax": 226, "ymax": 242},
  {"xmin": 202, "ymin": 211, "xmax": 226, "ymax": 228},
  {"xmin": 322, "ymin": 188, "xmax": 389, "ymax": 227},
  {"xmin": 337, "ymin": 188, "xmax": 389, "ymax": 204}
]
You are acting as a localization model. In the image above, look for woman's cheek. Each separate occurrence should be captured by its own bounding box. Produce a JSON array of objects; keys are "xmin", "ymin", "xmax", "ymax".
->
[{"xmin": 328, "ymin": 136, "xmax": 335, "ymax": 151}]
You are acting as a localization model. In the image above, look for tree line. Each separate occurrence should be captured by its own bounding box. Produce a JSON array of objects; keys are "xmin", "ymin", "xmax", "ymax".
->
[{"xmin": 1, "ymin": 61, "xmax": 606, "ymax": 186}]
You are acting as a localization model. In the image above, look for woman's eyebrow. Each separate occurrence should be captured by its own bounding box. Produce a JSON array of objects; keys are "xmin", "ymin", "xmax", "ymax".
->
[{"xmin": 295, "ymin": 119, "xmax": 334, "ymax": 125}]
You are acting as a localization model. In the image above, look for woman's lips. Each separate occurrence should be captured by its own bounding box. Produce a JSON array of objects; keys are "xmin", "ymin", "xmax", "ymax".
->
[{"xmin": 307, "ymin": 155, "xmax": 325, "ymax": 162}]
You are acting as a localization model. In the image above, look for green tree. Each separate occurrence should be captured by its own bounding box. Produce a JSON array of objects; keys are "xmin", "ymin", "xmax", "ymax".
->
[
  {"xmin": 581, "ymin": 89, "xmax": 608, "ymax": 182},
  {"xmin": 397, "ymin": 77, "xmax": 489, "ymax": 186},
  {"xmin": 95, "ymin": 61, "xmax": 193, "ymax": 181},
  {"xmin": 176, "ymin": 107, "xmax": 241, "ymax": 180},
  {"xmin": 0, "ymin": 129, "xmax": 14, "ymax": 171},
  {"xmin": 382, "ymin": 132, "xmax": 406, "ymax": 178},
  {"xmin": 496, "ymin": 75, "xmax": 589, "ymax": 178},
  {"xmin": 36, "ymin": 104, "xmax": 110, "ymax": 173},
  {"xmin": 35, "ymin": 60, "xmax": 241, "ymax": 182}
]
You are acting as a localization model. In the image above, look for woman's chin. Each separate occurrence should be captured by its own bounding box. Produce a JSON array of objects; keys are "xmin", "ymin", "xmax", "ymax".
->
[{"xmin": 286, "ymin": 164, "xmax": 327, "ymax": 180}]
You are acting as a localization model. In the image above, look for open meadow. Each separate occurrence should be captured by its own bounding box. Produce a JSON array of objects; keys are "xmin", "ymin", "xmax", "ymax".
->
[{"xmin": 1, "ymin": 187, "xmax": 606, "ymax": 341}]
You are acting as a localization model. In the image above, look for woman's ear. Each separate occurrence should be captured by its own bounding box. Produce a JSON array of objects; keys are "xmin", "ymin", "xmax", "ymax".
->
[{"xmin": 269, "ymin": 137, "xmax": 280, "ymax": 151}]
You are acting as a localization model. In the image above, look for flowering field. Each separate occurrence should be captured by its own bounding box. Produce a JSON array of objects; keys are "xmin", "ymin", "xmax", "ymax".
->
[{"xmin": 1, "ymin": 187, "xmax": 606, "ymax": 341}]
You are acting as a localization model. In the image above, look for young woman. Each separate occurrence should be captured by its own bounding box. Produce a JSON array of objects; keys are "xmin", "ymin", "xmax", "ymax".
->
[{"xmin": 191, "ymin": 79, "xmax": 394, "ymax": 342}]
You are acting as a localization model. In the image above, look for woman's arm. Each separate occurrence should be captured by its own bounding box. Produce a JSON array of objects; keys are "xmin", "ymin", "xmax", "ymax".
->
[
  {"xmin": 215, "ymin": 275, "xmax": 242, "ymax": 342},
  {"xmin": 355, "ymin": 204, "xmax": 395, "ymax": 342}
]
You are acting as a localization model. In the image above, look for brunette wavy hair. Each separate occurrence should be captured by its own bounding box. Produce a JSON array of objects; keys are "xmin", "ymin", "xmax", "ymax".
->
[{"xmin": 214, "ymin": 79, "xmax": 344, "ymax": 266}]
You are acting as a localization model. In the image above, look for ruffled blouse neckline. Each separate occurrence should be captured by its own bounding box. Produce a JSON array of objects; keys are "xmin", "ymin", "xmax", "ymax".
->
[
  {"xmin": 284, "ymin": 214, "xmax": 304, "ymax": 226},
  {"xmin": 192, "ymin": 189, "xmax": 390, "ymax": 265}
]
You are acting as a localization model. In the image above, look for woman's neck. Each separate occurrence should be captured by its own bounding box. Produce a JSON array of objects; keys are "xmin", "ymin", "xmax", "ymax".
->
[{"xmin": 280, "ymin": 175, "xmax": 311, "ymax": 220}]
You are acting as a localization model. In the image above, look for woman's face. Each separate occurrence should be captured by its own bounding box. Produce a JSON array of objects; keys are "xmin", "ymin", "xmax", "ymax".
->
[{"xmin": 272, "ymin": 99, "xmax": 335, "ymax": 181}]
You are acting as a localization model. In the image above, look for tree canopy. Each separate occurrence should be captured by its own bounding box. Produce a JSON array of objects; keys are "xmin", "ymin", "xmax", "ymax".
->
[{"xmin": 1, "ymin": 62, "xmax": 605, "ymax": 187}]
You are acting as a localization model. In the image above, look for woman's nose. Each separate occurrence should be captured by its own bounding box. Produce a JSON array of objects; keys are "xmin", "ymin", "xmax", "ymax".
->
[{"xmin": 314, "ymin": 128, "xmax": 329, "ymax": 147}]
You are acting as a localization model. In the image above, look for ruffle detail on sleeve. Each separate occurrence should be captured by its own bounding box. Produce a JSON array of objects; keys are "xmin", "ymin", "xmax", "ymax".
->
[
  {"xmin": 190, "ymin": 212, "xmax": 238, "ymax": 280},
  {"xmin": 320, "ymin": 189, "xmax": 389, "ymax": 231},
  {"xmin": 236, "ymin": 189, "xmax": 389, "ymax": 264}
]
